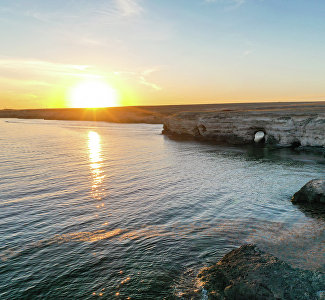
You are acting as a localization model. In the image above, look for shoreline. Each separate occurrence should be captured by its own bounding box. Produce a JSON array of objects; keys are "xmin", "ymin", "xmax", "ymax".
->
[
  {"xmin": 1, "ymin": 106, "xmax": 324, "ymax": 299},
  {"xmin": 2, "ymin": 102, "xmax": 324, "ymax": 150},
  {"xmin": 1, "ymin": 101, "xmax": 324, "ymax": 124},
  {"xmin": 162, "ymin": 102, "xmax": 325, "ymax": 149}
]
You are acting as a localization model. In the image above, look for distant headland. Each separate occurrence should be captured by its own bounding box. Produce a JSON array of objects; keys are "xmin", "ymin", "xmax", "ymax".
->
[{"xmin": 1, "ymin": 101, "xmax": 324, "ymax": 149}]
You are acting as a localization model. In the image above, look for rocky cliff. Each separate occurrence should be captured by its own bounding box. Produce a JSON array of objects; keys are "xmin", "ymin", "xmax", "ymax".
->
[{"xmin": 163, "ymin": 107, "xmax": 325, "ymax": 148}]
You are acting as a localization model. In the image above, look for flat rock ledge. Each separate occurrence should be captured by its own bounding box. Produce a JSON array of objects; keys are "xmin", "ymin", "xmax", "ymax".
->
[
  {"xmin": 198, "ymin": 244, "xmax": 325, "ymax": 300},
  {"xmin": 292, "ymin": 179, "xmax": 325, "ymax": 204},
  {"xmin": 163, "ymin": 110, "xmax": 325, "ymax": 148}
]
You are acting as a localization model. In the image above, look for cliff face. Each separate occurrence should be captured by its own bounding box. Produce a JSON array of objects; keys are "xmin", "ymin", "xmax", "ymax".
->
[{"xmin": 163, "ymin": 110, "xmax": 325, "ymax": 147}]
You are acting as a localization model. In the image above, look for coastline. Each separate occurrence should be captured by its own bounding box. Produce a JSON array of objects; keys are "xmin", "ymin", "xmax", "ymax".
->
[
  {"xmin": 1, "ymin": 101, "xmax": 324, "ymax": 124},
  {"xmin": 162, "ymin": 102, "xmax": 325, "ymax": 149},
  {"xmin": 2, "ymin": 101, "xmax": 324, "ymax": 150},
  {"xmin": 1, "ymin": 109, "xmax": 324, "ymax": 299}
]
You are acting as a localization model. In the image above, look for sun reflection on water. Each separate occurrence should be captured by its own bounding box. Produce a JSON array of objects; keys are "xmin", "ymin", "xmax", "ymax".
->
[{"xmin": 88, "ymin": 131, "xmax": 105, "ymax": 201}]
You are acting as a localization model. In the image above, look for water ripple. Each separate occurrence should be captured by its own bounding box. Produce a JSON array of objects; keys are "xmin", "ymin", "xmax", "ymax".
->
[{"xmin": 0, "ymin": 119, "xmax": 324, "ymax": 299}]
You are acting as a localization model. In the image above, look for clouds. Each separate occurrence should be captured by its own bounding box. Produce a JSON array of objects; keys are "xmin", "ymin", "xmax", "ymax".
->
[
  {"xmin": 139, "ymin": 72, "xmax": 162, "ymax": 90},
  {"xmin": 0, "ymin": 0, "xmax": 145, "ymax": 26},
  {"xmin": 205, "ymin": 0, "xmax": 246, "ymax": 9},
  {"xmin": 0, "ymin": 55, "xmax": 162, "ymax": 108},
  {"xmin": 0, "ymin": 57, "xmax": 162, "ymax": 95},
  {"xmin": 0, "ymin": 58, "xmax": 91, "ymax": 78},
  {"xmin": 114, "ymin": 0, "xmax": 144, "ymax": 17},
  {"xmin": 90, "ymin": 0, "xmax": 145, "ymax": 23},
  {"xmin": 113, "ymin": 68, "xmax": 162, "ymax": 91}
]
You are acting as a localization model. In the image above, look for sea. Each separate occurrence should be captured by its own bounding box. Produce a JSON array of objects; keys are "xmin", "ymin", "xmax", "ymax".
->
[{"xmin": 0, "ymin": 118, "xmax": 324, "ymax": 299}]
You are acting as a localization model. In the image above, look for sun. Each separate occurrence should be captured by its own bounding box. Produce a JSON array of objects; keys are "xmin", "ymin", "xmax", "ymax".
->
[{"xmin": 68, "ymin": 80, "xmax": 118, "ymax": 108}]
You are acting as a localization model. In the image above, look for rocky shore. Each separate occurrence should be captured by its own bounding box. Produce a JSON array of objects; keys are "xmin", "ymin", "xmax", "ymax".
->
[
  {"xmin": 196, "ymin": 182, "xmax": 325, "ymax": 300},
  {"xmin": 2, "ymin": 102, "xmax": 325, "ymax": 148},
  {"xmin": 198, "ymin": 244, "xmax": 325, "ymax": 300},
  {"xmin": 2, "ymin": 103, "xmax": 325, "ymax": 149},
  {"xmin": 162, "ymin": 102, "xmax": 325, "ymax": 148},
  {"xmin": 3, "ymin": 103, "xmax": 297, "ymax": 124}
]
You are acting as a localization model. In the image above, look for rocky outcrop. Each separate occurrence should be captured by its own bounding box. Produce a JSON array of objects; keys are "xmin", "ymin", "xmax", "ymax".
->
[
  {"xmin": 292, "ymin": 179, "xmax": 325, "ymax": 204},
  {"xmin": 198, "ymin": 244, "xmax": 325, "ymax": 300},
  {"xmin": 163, "ymin": 109, "xmax": 325, "ymax": 148}
]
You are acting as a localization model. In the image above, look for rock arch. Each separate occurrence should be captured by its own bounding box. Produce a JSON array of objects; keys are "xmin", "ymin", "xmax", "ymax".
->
[{"xmin": 254, "ymin": 130, "xmax": 265, "ymax": 143}]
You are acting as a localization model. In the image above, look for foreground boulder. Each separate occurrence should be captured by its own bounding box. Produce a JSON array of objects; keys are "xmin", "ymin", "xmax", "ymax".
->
[
  {"xmin": 292, "ymin": 179, "xmax": 325, "ymax": 204},
  {"xmin": 198, "ymin": 244, "xmax": 325, "ymax": 300}
]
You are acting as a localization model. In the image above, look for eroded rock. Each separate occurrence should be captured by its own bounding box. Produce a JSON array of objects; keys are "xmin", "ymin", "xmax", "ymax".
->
[
  {"xmin": 198, "ymin": 244, "xmax": 325, "ymax": 300},
  {"xmin": 163, "ymin": 110, "xmax": 325, "ymax": 148}
]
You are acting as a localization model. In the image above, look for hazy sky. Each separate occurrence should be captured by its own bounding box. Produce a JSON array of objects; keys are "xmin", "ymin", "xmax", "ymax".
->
[{"xmin": 0, "ymin": 0, "xmax": 325, "ymax": 108}]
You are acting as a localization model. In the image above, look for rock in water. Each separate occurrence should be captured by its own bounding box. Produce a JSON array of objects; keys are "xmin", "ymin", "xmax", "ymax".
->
[
  {"xmin": 198, "ymin": 244, "xmax": 325, "ymax": 300},
  {"xmin": 292, "ymin": 179, "xmax": 325, "ymax": 204}
]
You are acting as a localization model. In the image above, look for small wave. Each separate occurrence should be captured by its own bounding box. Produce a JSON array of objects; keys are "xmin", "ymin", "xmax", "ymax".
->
[{"xmin": 0, "ymin": 228, "xmax": 125, "ymax": 262}]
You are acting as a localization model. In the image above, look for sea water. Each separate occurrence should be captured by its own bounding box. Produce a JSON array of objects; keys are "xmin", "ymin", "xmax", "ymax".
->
[{"xmin": 0, "ymin": 119, "xmax": 324, "ymax": 299}]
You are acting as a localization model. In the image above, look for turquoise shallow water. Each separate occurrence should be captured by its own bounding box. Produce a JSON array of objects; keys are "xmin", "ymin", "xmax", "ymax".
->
[{"xmin": 0, "ymin": 119, "xmax": 324, "ymax": 299}]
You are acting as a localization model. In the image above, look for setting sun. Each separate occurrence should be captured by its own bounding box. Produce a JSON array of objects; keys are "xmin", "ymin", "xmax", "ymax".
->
[{"xmin": 68, "ymin": 80, "xmax": 118, "ymax": 108}]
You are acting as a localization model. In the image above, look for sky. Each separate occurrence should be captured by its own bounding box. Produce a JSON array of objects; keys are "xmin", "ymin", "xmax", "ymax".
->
[{"xmin": 0, "ymin": 0, "xmax": 325, "ymax": 108}]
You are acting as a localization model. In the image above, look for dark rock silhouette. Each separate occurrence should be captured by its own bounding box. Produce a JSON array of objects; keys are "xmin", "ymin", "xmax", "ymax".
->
[
  {"xmin": 198, "ymin": 244, "xmax": 325, "ymax": 300},
  {"xmin": 292, "ymin": 179, "xmax": 325, "ymax": 204}
]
